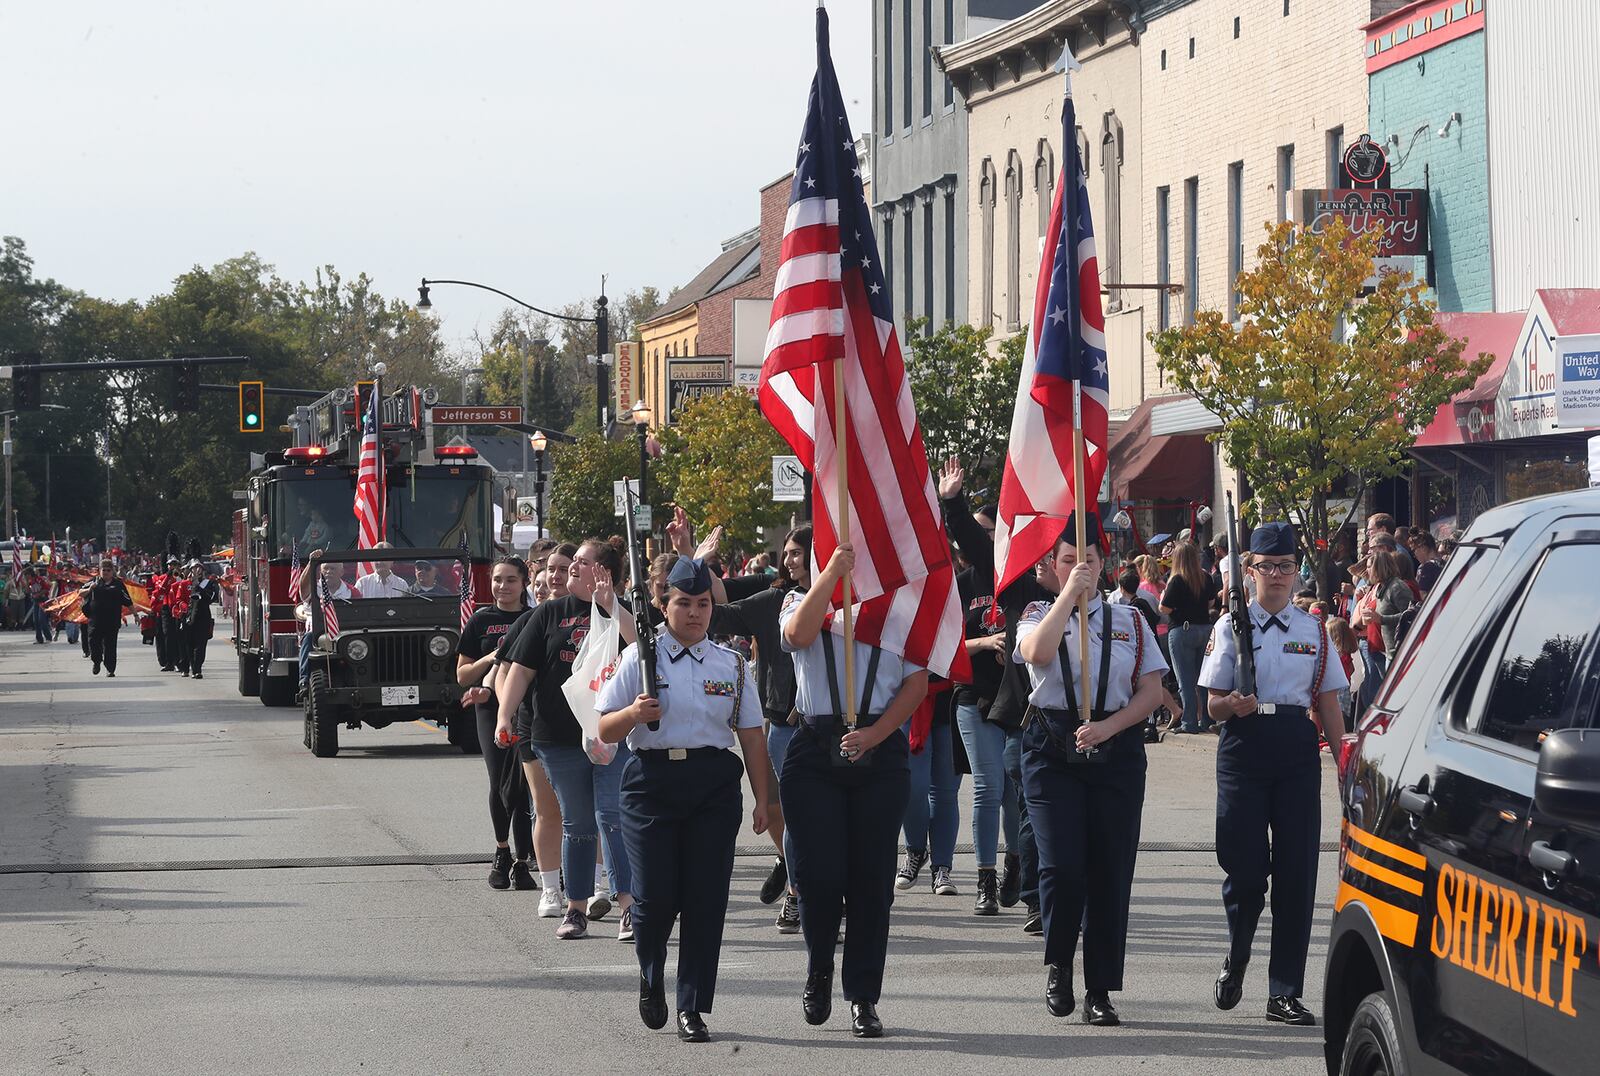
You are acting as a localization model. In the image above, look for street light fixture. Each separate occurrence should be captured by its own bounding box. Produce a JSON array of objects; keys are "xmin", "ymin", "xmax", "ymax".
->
[
  {"xmin": 417, "ymin": 277, "xmax": 611, "ymax": 432},
  {"xmin": 529, "ymin": 431, "xmax": 549, "ymax": 539}
]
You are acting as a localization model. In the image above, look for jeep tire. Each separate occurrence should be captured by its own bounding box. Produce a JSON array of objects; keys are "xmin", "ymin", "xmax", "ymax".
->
[{"xmin": 305, "ymin": 670, "xmax": 339, "ymax": 758}]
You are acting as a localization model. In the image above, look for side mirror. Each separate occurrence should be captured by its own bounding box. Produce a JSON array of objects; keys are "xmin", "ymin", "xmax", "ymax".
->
[{"xmin": 1535, "ymin": 729, "xmax": 1600, "ymax": 826}]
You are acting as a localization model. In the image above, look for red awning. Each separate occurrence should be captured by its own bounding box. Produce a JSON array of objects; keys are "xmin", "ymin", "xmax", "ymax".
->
[
  {"xmin": 1109, "ymin": 394, "xmax": 1214, "ymax": 501},
  {"xmin": 1413, "ymin": 311, "xmax": 1524, "ymax": 448}
]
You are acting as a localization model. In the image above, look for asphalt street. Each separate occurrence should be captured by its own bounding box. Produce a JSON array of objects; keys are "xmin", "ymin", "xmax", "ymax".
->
[{"xmin": 1, "ymin": 627, "xmax": 1342, "ymax": 1075}]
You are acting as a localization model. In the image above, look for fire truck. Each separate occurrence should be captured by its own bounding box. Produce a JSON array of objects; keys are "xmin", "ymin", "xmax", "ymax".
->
[{"xmin": 231, "ymin": 382, "xmax": 494, "ymax": 756}]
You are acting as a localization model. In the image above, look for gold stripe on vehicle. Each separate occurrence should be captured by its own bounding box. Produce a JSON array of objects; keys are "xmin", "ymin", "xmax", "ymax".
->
[
  {"xmin": 1346, "ymin": 849, "xmax": 1425, "ymax": 896},
  {"xmin": 1343, "ymin": 819, "xmax": 1427, "ymax": 872},
  {"xmin": 1336, "ymin": 880, "xmax": 1419, "ymax": 947}
]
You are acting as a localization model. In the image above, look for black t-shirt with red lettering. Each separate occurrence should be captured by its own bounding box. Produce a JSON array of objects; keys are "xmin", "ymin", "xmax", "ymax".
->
[
  {"xmin": 501, "ymin": 594, "xmax": 618, "ymax": 747},
  {"xmin": 459, "ymin": 604, "xmax": 526, "ymax": 723}
]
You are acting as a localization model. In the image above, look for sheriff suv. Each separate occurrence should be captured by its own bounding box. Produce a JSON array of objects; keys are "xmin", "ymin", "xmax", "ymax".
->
[{"xmin": 1325, "ymin": 488, "xmax": 1600, "ymax": 1075}]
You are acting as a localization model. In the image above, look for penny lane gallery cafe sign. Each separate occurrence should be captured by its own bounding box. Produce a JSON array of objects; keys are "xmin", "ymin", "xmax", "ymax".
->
[{"xmin": 1301, "ymin": 135, "xmax": 1428, "ymax": 287}]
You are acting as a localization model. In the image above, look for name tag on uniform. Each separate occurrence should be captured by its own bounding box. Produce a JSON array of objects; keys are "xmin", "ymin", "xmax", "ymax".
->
[
  {"xmin": 703, "ymin": 680, "xmax": 736, "ymax": 697},
  {"xmin": 1110, "ymin": 630, "xmax": 1131, "ymax": 642},
  {"xmin": 1281, "ymin": 642, "xmax": 1316, "ymax": 655}
]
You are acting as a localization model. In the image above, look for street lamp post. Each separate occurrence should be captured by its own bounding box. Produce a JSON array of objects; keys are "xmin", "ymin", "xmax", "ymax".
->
[
  {"xmin": 631, "ymin": 400, "xmax": 652, "ymax": 531},
  {"xmin": 417, "ymin": 278, "xmax": 611, "ymax": 434},
  {"xmin": 529, "ymin": 431, "xmax": 547, "ymax": 538}
]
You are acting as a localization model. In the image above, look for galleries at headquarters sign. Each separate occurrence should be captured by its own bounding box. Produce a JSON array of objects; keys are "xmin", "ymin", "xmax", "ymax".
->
[{"xmin": 667, "ymin": 359, "xmax": 731, "ymax": 423}]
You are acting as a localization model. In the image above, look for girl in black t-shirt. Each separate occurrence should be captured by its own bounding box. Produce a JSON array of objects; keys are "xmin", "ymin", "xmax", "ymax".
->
[{"xmin": 458, "ymin": 556, "xmax": 534, "ymax": 890}]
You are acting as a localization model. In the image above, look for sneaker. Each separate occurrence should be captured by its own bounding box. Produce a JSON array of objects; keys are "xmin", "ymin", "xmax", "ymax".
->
[
  {"xmin": 895, "ymin": 849, "xmax": 928, "ymax": 891},
  {"xmin": 617, "ymin": 905, "xmax": 634, "ymax": 942},
  {"xmin": 510, "ymin": 859, "xmax": 537, "ymax": 891},
  {"xmin": 587, "ymin": 893, "xmax": 612, "ymax": 921},
  {"xmin": 776, "ymin": 893, "xmax": 801, "ymax": 934},
  {"xmin": 931, "ymin": 865, "xmax": 958, "ymax": 896},
  {"xmin": 488, "ymin": 847, "xmax": 513, "ymax": 890},
  {"xmin": 1023, "ymin": 903, "xmax": 1044, "ymax": 935},
  {"xmin": 555, "ymin": 908, "xmax": 588, "ymax": 939},
  {"xmin": 759, "ymin": 857, "xmax": 788, "ymax": 905},
  {"xmin": 538, "ymin": 887, "xmax": 566, "ymax": 918}
]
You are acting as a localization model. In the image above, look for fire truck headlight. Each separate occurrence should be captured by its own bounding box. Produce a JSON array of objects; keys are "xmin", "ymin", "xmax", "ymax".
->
[
  {"xmin": 345, "ymin": 639, "xmax": 369, "ymax": 663},
  {"xmin": 428, "ymin": 634, "xmax": 452, "ymax": 658}
]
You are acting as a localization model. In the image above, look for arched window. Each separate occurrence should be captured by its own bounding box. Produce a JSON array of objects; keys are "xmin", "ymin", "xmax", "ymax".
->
[
  {"xmin": 1034, "ymin": 139, "xmax": 1056, "ymax": 239},
  {"xmin": 1004, "ymin": 149, "xmax": 1022, "ymax": 331},
  {"xmin": 979, "ymin": 158, "xmax": 996, "ymax": 327},
  {"xmin": 1101, "ymin": 111, "xmax": 1124, "ymax": 311}
]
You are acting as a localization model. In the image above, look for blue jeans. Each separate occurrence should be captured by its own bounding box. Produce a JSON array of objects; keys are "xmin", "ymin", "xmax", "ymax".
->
[
  {"xmin": 955, "ymin": 703, "xmax": 1018, "ymax": 868},
  {"xmin": 767, "ymin": 720, "xmax": 798, "ymax": 868},
  {"xmin": 902, "ymin": 720, "xmax": 961, "ymax": 867},
  {"xmin": 298, "ymin": 630, "xmax": 315, "ymax": 683},
  {"xmin": 1169, "ymin": 623, "xmax": 1212, "ymax": 732},
  {"xmin": 31, "ymin": 602, "xmax": 53, "ymax": 642},
  {"xmin": 1004, "ymin": 726, "xmax": 1040, "ymax": 906},
  {"xmin": 534, "ymin": 741, "xmax": 633, "ymax": 901},
  {"xmin": 1357, "ymin": 640, "xmax": 1387, "ymax": 715}
]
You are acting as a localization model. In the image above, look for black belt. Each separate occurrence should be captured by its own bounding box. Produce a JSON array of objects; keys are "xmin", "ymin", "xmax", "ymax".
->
[
  {"xmin": 801, "ymin": 713, "xmax": 884, "ymax": 729},
  {"xmin": 1251, "ymin": 704, "xmax": 1310, "ymax": 719},
  {"xmin": 635, "ymin": 745, "xmax": 728, "ymax": 761}
]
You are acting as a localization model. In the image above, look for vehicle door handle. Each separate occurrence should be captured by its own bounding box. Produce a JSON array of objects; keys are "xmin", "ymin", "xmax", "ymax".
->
[
  {"xmin": 1529, "ymin": 841, "xmax": 1575, "ymax": 878},
  {"xmin": 1397, "ymin": 787, "xmax": 1434, "ymax": 817}
]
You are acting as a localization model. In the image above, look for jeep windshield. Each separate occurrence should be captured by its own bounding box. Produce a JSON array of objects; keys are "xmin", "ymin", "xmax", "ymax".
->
[{"xmin": 269, "ymin": 467, "xmax": 492, "ymax": 562}]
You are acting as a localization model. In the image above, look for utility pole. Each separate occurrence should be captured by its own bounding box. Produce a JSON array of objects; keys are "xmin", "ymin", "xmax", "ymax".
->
[
  {"xmin": 595, "ymin": 288, "xmax": 610, "ymax": 433},
  {"xmin": 3, "ymin": 413, "xmax": 12, "ymax": 537}
]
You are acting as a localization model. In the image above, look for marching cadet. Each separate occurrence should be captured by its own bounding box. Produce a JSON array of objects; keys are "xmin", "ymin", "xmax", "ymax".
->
[
  {"xmin": 596, "ymin": 556, "xmax": 772, "ymax": 1045},
  {"xmin": 778, "ymin": 542, "xmax": 928, "ymax": 1040},
  {"xmin": 1014, "ymin": 514, "xmax": 1166, "ymax": 1028},
  {"xmin": 166, "ymin": 557, "xmax": 193, "ymax": 676},
  {"xmin": 184, "ymin": 561, "xmax": 220, "ymax": 680},
  {"xmin": 1198, "ymin": 521, "xmax": 1347, "ymax": 1026},
  {"xmin": 150, "ymin": 559, "xmax": 173, "ymax": 670}
]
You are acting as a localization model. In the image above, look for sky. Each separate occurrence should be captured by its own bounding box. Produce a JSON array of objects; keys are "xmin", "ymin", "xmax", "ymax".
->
[{"xmin": 3, "ymin": 1, "xmax": 873, "ymax": 354}]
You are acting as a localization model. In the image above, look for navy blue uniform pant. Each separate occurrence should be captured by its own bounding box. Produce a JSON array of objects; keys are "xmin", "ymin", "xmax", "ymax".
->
[
  {"xmin": 1021, "ymin": 722, "xmax": 1145, "ymax": 990},
  {"xmin": 780, "ymin": 722, "xmax": 908, "ymax": 1004},
  {"xmin": 1215, "ymin": 711, "xmax": 1322, "ymax": 997},
  {"xmin": 620, "ymin": 747, "xmax": 744, "ymax": 1013}
]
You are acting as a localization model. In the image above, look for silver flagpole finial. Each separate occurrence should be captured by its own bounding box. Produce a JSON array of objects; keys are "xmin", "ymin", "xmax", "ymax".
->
[{"xmin": 1056, "ymin": 44, "xmax": 1083, "ymax": 74}]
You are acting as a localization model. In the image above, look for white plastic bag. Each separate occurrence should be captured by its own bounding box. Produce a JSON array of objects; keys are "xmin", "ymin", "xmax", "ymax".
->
[{"xmin": 563, "ymin": 597, "xmax": 622, "ymax": 766}]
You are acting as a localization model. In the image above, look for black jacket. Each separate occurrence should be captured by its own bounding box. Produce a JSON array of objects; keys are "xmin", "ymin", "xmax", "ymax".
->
[
  {"xmin": 186, "ymin": 578, "xmax": 219, "ymax": 626},
  {"xmin": 710, "ymin": 583, "xmax": 798, "ymax": 722},
  {"xmin": 82, "ymin": 578, "xmax": 133, "ymax": 629}
]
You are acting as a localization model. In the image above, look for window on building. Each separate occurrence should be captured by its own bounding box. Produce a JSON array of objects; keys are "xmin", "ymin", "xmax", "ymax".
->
[
  {"xmin": 1101, "ymin": 113, "xmax": 1124, "ymax": 312},
  {"xmin": 1005, "ymin": 150, "xmax": 1022, "ymax": 331},
  {"xmin": 1183, "ymin": 176, "xmax": 1199, "ymax": 326},
  {"xmin": 1160, "ymin": 48, "xmax": 1167, "ymax": 70},
  {"xmin": 922, "ymin": 0, "xmax": 933, "ymax": 121},
  {"xmin": 922, "ymin": 196, "xmax": 934, "ymax": 331},
  {"xmin": 903, "ymin": 201, "xmax": 914, "ymax": 324},
  {"xmin": 979, "ymin": 160, "xmax": 995, "ymax": 326},
  {"xmin": 883, "ymin": 1, "xmax": 893, "ymax": 139},
  {"xmin": 1276, "ymin": 144, "xmax": 1296, "ymax": 222},
  {"xmin": 1156, "ymin": 186, "xmax": 1171, "ymax": 334},
  {"xmin": 1227, "ymin": 161, "xmax": 1244, "ymax": 322},
  {"xmin": 1283, "ymin": 0, "xmax": 1290, "ymax": 15},
  {"xmin": 884, "ymin": 211, "xmax": 896, "ymax": 310},
  {"xmin": 1188, "ymin": 37, "xmax": 1195, "ymax": 59},
  {"xmin": 902, "ymin": 0, "xmax": 912, "ymax": 129},
  {"xmin": 1034, "ymin": 139, "xmax": 1056, "ymax": 239},
  {"xmin": 1474, "ymin": 544, "xmax": 1599, "ymax": 753},
  {"xmin": 1233, "ymin": 16, "xmax": 1241, "ymax": 38},
  {"xmin": 690, "ymin": 336, "xmax": 696, "ymax": 356},
  {"xmin": 1326, "ymin": 126, "xmax": 1344, "ymax": 189},
  {"xmin": 943, "ymin": 187, "xmax": 956, "ymax": 324},
  {"xmin": 943, "ymin": 0, "xmax": 954, "ymax": 107}
]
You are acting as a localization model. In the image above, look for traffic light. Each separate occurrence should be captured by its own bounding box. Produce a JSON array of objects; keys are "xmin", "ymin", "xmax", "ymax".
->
[
  {"xmin": 12, "ymin": 352, "xmax": 41, "ymax": 411},
  {"xmin": 173, "ymin": 362, "xmax": 199, "ymax": 412},
  {"xmin": 239, "ymin": 381, "xmax": 265, "ymax": 432}
]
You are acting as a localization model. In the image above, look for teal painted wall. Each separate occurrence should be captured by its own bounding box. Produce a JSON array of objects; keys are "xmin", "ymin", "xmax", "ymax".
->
[{"xmin": 1369, "ymin": 31, "xmax": 1491, "ymax": 312}]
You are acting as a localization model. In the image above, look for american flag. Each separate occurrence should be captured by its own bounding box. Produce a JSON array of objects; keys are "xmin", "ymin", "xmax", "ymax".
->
[
  {"xmin": 353, "ymin": 381, "xmax": 385, "ymax": 577},
  {"xmin": 994, "ymin": 60, "xmax": 1111, "ymax": 596},
  {"xmin": 287, "ymin": 539, "xmax": 302, "ymax": 602},
  {"xmin": 10, "ymin": 536, "xmax": 20, "ymax": 576},
  {"xmin": 457, "ymin": 534, "xmax": 474, "ymax": 631},
  {"xmin": 320, "ymin": 575, "xmax": 340, "ymax": 641},
  {"xmin": 757, "ymin": 6, "xmax": 969, "ymax": 681}
]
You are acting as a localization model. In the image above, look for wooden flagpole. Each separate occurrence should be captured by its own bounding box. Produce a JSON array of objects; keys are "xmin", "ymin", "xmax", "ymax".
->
[
  {"xmin": 834, "ymin": 355, "xmax": 856, "ymax": 729},
  {"xmin": 1072, "ymin": 384, "xmax": 1092, "ymax": 725}
]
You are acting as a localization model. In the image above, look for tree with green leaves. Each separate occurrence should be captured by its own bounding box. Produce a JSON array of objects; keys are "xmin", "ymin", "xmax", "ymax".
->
[
  {"xmin": 1151, "ymin": 218, "xmax": 1492, "ymax": 600},
  {"xmin": 902, "ymin": 318, "xmax": 1023, "ymax": 507},
  {"xmin": 546, "ymin": 433, "xmax": 642, "ymax": 542},
  {"xmin": 655, "ymin": 389, "xmax": 790, "ymax": 551}
]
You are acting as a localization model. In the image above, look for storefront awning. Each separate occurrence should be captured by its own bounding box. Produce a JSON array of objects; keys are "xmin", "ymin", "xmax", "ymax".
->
[
  {"xmin": 1413, "ymin": 312, "xmax": 1525, "ymax": 447},
  {"xmin": 1109, "ymin": 394, "xmax": 1214, "ymax": 501}
]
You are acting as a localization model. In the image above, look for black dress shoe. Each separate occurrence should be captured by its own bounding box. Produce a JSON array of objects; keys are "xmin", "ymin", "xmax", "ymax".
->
[
  {"xmin": 998, "ymin": 852, "xmax": 1021, "ymax": 908},
  {"xmin": 676, "ymin": 1010, "xmax": 709, "ymax": 1042},
  {"xmin": 760, "ymin": 856, "xmax": 788, "ymax": 905},
  {"xmin": 1214, "ymin": 958, "xmax": 1246, "ymax": 1011},
  {"xmin": 639, "ymin": 973, "xmax": 667, "ymax": 1030},
  {"xmin": 850, "ymin": 1001, "xmax": 883, "ymax": 1038},
  {"xmin": 802, "ymin": 966, "xmax": 833, "ymax": 1025},
  {"xmin": 1045, "ymin": 964, "xmax": 1074, "ymax": 1018},
  {"xmin": 1266, "ymin": 995, "xmax": 1316, "ymax": 1026},
  {"xmin": 1083, "ymin": 990, "xmax": 1120, "ymax": 1026}
]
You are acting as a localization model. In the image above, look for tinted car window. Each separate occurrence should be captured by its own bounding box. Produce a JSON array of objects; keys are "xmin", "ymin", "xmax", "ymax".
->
[
  {"xmin": 1476, "ymin": 544, "xmax": 1597, "ymax": 753},
  {"xmin": 1374, "ymin": 545, "xmax": 1494, "ymax": 711}
]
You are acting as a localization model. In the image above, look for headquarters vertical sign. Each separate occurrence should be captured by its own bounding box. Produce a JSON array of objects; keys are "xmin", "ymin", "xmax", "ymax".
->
[{"xmin": 614, "ymin": 341, "xmax": 637, "ymax": 417}]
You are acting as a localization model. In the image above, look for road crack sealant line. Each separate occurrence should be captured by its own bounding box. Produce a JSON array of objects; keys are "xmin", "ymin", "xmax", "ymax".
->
[{"xmin": 1, "ymin": 841, "xmax": 1339, "ymax": 876}]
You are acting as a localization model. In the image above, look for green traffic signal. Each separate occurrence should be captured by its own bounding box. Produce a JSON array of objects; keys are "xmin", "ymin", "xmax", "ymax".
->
[{"xmin": 239, "ymin": 380, "xmax": 265, "ymax": 432}]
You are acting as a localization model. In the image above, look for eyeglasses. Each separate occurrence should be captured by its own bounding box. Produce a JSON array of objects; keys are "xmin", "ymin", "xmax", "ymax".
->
[{"xmin": 1250, "ymin": 561, "xmax": 1298, "ymax": 577}]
